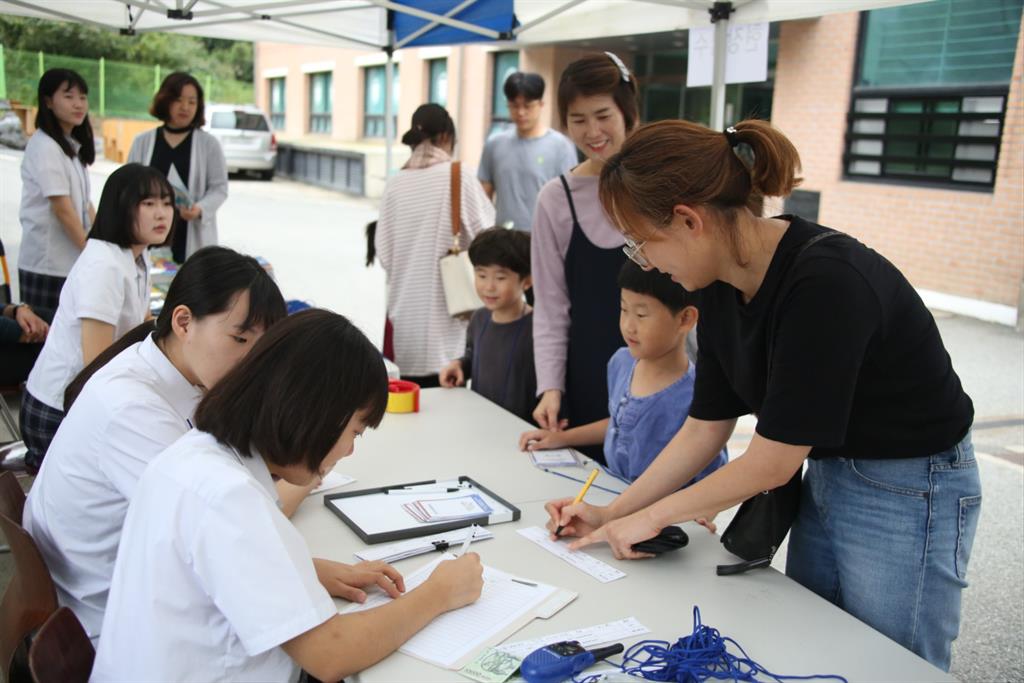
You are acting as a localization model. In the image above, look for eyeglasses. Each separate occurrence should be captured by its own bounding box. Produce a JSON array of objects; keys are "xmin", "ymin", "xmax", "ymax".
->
[{"xmin": 622, "ymin": 235, "xmax": 652, "ymax": 270}]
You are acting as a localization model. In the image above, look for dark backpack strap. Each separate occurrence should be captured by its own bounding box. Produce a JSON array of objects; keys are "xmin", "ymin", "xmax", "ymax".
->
[{"xmin": 558, "ymin": 174, "xmax": 581, "ymax": 228}]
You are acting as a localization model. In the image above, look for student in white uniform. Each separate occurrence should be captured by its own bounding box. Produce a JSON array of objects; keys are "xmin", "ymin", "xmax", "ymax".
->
[
  {"xmin": 18, "ymin": 68, "xmax": 97, "ymax": 320},
  {"xmin": 24, "ymin": 246, "xmax": 286, "ymax": 643},
  {"xmin": 20, "ymin": 163, "xmax": 173, "ymax": 471},
  {"xmin": 93, "ymin": 310, "xmax": 485, "ymax": 682}
]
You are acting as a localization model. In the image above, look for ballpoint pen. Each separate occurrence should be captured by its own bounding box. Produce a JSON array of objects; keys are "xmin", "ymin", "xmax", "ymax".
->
[{"xmin": 458, "ymin": 525, "xmax": 477, "ymax": 556}]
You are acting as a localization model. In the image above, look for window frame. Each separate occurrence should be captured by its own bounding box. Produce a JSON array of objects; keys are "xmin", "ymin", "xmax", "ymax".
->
[
  {"xmin": 269, "ymin": 77, "xmax": 286, "ymax": 130},
  {"xmin": 489, "ymin": 51, "xmax": 520, "ymax": 135},
  {"xmin": 843, "ymin": 85, "xmax": 1008, "ymax": 191},
  {"xmin": 363, "ymin": 64, "xmax": 400, "ymax": 139},
  {"xmin": 308, "ymin": 71, "xmax": 333, "ymax": 135},
  {"xmin": 427, "ymin": 58, "xmax": 448, "ymax": 107},
  {"xmin": 842, "ymin": 6, "xmax": 1018, "ymax": 191}
]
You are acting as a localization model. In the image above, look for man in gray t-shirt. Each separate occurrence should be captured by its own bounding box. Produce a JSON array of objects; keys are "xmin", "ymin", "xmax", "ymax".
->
[{"xmin": 478, "ymin": 72, "xmax": 578, "ymax": 232}]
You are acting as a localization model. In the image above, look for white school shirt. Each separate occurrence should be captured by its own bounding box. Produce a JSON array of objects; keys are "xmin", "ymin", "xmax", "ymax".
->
[
  {"xmin": 91, "ymin": 430, "xmax": 336, "ymax": 683},
  {"xmin": 25, "ymin": 239, "xmax": 150, "ymax": 410},
  {"xmin": 19, "ymin": 130, "xmax": 91, "ymax": 277},
  {"xmin": 24, "ymin": 335, "xmax": 202, "ymax": 642}
]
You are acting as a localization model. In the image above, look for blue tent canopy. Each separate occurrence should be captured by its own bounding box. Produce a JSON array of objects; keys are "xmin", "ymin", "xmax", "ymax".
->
[{"xmin": 393, "ymin": 0, "xmax": 518, "ymax": 47}]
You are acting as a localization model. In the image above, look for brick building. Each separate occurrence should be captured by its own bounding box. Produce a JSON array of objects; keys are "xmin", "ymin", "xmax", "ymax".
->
[{"xmin": 254, "ymin": 1, "xmax": 1023, "ymax": 322}]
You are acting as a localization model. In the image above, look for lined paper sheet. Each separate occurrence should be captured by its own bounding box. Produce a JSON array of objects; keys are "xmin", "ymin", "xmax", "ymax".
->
[{"xmin": 342, "ymin": 554, "xmax": 558, "ymax": 669}]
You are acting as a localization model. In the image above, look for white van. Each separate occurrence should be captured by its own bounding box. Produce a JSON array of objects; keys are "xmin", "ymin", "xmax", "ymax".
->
[{"xmin": 204, "ymin": 104, "xmax": 277, "ymax": 180}]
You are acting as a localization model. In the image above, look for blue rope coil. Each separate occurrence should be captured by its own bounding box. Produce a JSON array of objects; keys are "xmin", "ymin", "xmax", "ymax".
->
[{"xmin": 575, "ymin": 607, "xmax": 848, "ymax": 683}]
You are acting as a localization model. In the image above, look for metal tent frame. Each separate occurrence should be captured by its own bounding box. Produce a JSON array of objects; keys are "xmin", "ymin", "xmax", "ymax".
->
[{"xmin": 0, "ymin": 0, "xmax": 927, "ymax": 172}]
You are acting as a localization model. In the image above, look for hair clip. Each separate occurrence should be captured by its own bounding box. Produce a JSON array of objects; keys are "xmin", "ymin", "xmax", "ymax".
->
[
  {"xmin": 724, "ymin": 126, "xmax": 740, "ymax": 148},
  {"xmin": 605, "ymin": 51, "xmax": 631, "ymax": 83}
]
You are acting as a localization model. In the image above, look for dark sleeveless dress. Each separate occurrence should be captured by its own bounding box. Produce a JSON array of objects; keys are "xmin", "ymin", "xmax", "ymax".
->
[{"xmin": 558, "ymin": 175, "xmax": 626, "ymax": 465}]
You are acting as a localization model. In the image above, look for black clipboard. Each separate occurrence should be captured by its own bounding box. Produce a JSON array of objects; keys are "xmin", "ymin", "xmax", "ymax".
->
[{"xmin": 323, "ymin": 475, "xmax": 521, "ymax": 544}]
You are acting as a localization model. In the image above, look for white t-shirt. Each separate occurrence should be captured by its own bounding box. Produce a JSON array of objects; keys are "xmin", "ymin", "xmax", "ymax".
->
[
  {"xmin": 91, "ymin": 430, "xmax": 336, "ymax": 682},
  {"xmin": 25, "ymin": 238, "xmax": 150, "ymax": 410},
  {"xmin": 18, "ymin": 130, "xmax": 91, "ymax": 277},
  {"xmin": 24, "ymin": 335, "xmax": 202, "ymax": 641}
]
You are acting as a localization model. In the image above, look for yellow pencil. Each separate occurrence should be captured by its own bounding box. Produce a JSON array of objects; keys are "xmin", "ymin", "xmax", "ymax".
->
[{"xmin": 554, "ymin": 468, "xmax": 600, "ymax": 537}]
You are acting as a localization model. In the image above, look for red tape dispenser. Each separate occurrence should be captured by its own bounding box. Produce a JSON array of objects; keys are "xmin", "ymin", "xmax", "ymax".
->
[{"xmin": 386, "ymin": 380, "xmax": 420, "ymax": 413}]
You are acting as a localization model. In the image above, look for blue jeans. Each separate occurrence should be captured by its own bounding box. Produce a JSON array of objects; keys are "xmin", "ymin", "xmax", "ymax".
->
[{"xmin": 786, "ymin": 432, "xmax": 981, "ymax": 671}]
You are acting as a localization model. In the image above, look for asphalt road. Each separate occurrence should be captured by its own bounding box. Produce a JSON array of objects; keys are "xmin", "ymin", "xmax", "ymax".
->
[{"xmin": 1, "ymin": 151, "xmax": 1021, "ymax": 681}]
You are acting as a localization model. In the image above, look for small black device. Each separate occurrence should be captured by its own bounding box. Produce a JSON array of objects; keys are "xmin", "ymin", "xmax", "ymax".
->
[{"xmin": 631, "ymin": 525, "xmax": 689, "ymax": 555}]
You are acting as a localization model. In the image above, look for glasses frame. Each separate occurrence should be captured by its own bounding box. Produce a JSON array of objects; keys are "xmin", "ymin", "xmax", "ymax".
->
[{"xmin": 621, "ymin": 235, "xmax": 651, "ymax": 269}]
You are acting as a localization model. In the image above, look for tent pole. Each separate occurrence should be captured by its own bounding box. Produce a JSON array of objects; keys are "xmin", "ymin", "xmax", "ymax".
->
[
  {"xmin": 709, "ymin": 1, "xmax": 733, "ymax": 131},
  {"xmin": 385, "ymin": 41, "xmax": 395, "ymax": 177}
]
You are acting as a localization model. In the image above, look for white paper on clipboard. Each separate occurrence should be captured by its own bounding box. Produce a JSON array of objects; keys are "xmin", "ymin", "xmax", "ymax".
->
[{"xmin": 324, "ymin": 477, "xmax": 518, "ymax": 543}]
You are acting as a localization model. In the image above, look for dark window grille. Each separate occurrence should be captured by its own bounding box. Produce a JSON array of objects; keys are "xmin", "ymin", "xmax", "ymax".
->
[
  {"xmin": 843, "ymin": 88, "xmax": 1007, "ymax": 189},
  {"xmin": 845, "ymin": 0, "xmax": 1021, "ymax": 190}
]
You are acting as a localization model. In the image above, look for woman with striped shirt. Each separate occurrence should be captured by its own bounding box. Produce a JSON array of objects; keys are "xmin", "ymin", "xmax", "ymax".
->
[{"xmin": 374, "ymin": 104, "xmax": 495, "ymax": 386}]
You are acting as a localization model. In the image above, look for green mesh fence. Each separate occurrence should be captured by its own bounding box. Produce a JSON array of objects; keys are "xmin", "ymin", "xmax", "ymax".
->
[{"xmin": 0, "ymin": 46, "xmax": 253, "ymax": 119}]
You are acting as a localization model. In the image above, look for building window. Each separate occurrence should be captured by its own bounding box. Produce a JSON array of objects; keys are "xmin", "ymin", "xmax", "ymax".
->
[
  {"xmin": 364, "ymin": 65, "xmax": 400, "ymax": 138},
  {"xmin": 309, "ymin": 71, "xmax": 332, "ymax": 134},
  {"xmin": 428, "ymin": 58, "xmax": 448, "ymax": 107},
  {"xmin": 844, "ymin": 0, "xmax": 1023, "ymax": 189},
  {"xmin": 269, "ymin": 77, "xmax": 285, "ymax": 130},
  {"xmin": 489, "ymin": 51, "xmax": 520, "ymax": 135},
  {"xmin": 634, "ymin": 24, "xmax": 779, "ymax": 127}
]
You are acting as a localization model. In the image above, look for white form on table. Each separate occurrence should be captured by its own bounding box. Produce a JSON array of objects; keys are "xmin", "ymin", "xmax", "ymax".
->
[
  {"xmin": 518, "ymin": 526, "xmax": 626, "ymax": 583},
  {"xmin": 496, "ymin": 617, "xmax": 650, "ymax": 658}
]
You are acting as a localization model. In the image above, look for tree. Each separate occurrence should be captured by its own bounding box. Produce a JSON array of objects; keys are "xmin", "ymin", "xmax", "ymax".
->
[{"xmin": 0, "ymin": 16, "xmax": 252, "ymax": 82}]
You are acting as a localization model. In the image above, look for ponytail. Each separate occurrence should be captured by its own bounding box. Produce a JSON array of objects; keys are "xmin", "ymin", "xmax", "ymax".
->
[{"xmin": 729, "ymin": 119, "xmax": 802, "ymax": 201}]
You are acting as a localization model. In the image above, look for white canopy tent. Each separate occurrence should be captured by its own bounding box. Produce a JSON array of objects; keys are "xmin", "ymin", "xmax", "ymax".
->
[{"xmin": 0, "ymin": 0, "xmax": 927, "ymax": 171}]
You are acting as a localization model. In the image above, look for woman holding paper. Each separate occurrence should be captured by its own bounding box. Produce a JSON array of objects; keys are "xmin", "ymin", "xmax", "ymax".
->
[
  {"xmin": 92, "ymin": 309, "xmax": 484, "ymax": 682},
  {"xmin": 545, "ymin": 119, "xmax": 978, "ymax": 671},
  {"xmin": 129, "ymin": 72, "xmax": 228, "ymax": 263}
]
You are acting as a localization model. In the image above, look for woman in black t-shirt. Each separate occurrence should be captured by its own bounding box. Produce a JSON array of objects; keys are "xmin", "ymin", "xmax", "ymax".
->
[{"xmin": 543, "ymin": 119, "xmax": 979, "ymax": 672}]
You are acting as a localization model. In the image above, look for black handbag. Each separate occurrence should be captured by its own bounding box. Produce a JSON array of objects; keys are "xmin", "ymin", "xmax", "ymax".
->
[
  {"xmin": 716, "ymin": 229, "xmax": 842, "ymax": 576},
  {"xmin": 717, "ymin": 470, "xmax": 802, "ymax": 575}
]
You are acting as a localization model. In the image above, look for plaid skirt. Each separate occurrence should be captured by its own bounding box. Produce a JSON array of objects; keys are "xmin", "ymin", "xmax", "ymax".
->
[
  {"xmin": 19, "ymin": 390, "xmax": 65, "ymax": 473},
  {"xmin": 18, "ymin": 269, "xmax": 65, "ymax": 323}
]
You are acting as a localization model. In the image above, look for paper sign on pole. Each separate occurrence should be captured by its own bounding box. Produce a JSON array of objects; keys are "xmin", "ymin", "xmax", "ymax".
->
[{"xmin": 687, "ymin": 22, "xmax": 770, "ymax": 87}]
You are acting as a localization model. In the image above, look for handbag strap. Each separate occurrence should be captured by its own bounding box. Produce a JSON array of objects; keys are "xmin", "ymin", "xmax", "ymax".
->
[{"xmin": 450, "ymin": 161, "xmax": 462, "ymax": 253}]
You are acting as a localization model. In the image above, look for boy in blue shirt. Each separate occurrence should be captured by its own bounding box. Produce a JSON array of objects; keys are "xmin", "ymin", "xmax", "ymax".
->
[
  {"xmin": 440, "ymin": 228, "xmax": 536, "ymax": 423},
  {"xmin": 519, "ymin": 261, "xmax": 727, "ymax": 483}
]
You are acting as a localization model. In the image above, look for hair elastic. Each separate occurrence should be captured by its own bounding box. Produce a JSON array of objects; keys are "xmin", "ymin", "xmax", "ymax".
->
[
  {"xmin": 724, "ymin": 125, "xmax": 740, "ymax": 148},
  {"xmin": 605, "ymin": 51, "xmax": 631, "ymax": 83}
]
